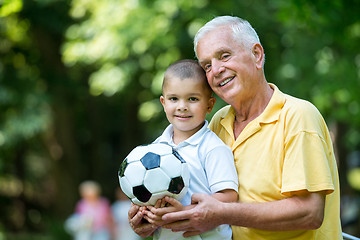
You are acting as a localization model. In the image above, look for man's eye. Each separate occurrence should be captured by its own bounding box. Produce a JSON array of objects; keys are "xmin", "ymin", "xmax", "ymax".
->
[
  {"xmin": 204, "ymin": 64, "xmax": 211, "ymax": 72},
  {"xmin": 221, "ymin": 53, "xmax": 230, "ymax": 60}
]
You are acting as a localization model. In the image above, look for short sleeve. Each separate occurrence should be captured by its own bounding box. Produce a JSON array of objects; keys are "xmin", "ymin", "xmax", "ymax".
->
[
  {"xmin": 204, "ymin": 145, "xmax": 239, "ymax": 193},
  {"xmin": 282, "ymin": 131, "xmax": 335, "ymax": 196}
]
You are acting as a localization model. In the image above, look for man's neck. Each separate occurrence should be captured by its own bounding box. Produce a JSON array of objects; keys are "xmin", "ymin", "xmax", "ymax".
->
[{"xmin": 233, "ymin": 83, "xmax": 273, "ymax": 139}]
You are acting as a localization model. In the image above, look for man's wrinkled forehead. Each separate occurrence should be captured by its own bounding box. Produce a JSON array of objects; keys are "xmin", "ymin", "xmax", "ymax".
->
[{"xmin": 197, "ymin": 26, "xmax": 234, "ymax": 60}]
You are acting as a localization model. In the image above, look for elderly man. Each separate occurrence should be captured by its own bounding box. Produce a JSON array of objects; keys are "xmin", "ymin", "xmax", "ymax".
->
[{"xmin": 129, "ymin": 16, "xmax": 342, "ymax": 240}]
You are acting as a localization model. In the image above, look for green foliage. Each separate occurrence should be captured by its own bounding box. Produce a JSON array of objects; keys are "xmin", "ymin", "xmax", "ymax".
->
[
  {"xmin": 0, "ymin": 0, "xmax": 70, "ymax": 232},
  {"xmin": 62, "ymin": 0, "xmax": 210, "ymax": 126},
  {"xmin": 273, "ymin": 0, "xmax": 360, "ymax": 150},
  {"xmin": 0, "ymin": 0, "xmax": 23, "ymax": 17},
  {"xmin": 0, "ymin": 1, "xmax": 50, "ymax": 156},
  {"xmin": 1, "ymin": 0, "xmax": 360, "ymax": 236}
]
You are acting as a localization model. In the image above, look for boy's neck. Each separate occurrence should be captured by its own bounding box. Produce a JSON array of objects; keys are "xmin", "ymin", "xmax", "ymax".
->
[{"xmin": 172, "ymin": 121, "xmax": 205, "ymax": 145}]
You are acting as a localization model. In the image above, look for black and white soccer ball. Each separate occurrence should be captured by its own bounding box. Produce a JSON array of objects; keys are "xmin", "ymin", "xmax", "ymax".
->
[{"xmin": 118, "ymin": 142, "xmax": 190, "ymax": 206}]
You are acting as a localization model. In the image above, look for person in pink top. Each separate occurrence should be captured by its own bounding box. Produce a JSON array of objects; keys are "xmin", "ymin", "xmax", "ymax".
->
[{"xmin": 66, "ymin": 180, "xmax": 114, "ymax": 240}]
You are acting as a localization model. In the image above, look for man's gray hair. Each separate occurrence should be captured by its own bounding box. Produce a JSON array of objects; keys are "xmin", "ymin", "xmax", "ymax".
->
[{"xmin": 194, "ymin": 16, "xmax": 262, "ymax": 59}]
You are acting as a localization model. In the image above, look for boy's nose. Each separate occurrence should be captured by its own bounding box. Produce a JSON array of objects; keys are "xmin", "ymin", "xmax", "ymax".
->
[{"xmin": 177, "ymin": 101, "xmax": 188, "ymax": 111}]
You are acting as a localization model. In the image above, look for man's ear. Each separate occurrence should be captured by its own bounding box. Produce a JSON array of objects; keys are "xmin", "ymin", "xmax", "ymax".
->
[
  {"xmin": 252, "ymin": 43, "xmax": 264, "ymax": 69},
  {"xmin": 207, "ymin": 96, "xmax": 216, "ymax": 114}
]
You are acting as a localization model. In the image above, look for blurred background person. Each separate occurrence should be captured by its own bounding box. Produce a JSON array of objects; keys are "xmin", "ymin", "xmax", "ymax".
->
[
  {"xmin": 112, "ymin": 188, "xmax": 141, "ymax": 240},
  {"xmin": 65, "ymin": 180, "xmax": 114, "ymax": 240}
]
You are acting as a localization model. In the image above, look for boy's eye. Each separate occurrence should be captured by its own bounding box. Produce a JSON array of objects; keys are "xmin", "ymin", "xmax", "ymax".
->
[
  {"xmin": 169, "ymin": 97, "xmax": 178, "ymax": 101},
  {"xmin": 189, "ymin": 97, "xmax": 198, "ymax": 102}
]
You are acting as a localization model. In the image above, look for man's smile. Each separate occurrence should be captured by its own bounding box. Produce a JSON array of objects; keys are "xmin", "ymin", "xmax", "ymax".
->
[{"xmin": 219, "ymin": 76, "xmax": 234, "ymax": 87}]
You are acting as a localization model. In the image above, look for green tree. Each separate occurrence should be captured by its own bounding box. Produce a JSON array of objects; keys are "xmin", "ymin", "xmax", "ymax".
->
[
  {"xmin": 273, "ymin": 0, "xmax": 360, "ymax": 199},
  {"xmin": 1, "ymin": 0, "xmax": 360, "ymax": 238}
]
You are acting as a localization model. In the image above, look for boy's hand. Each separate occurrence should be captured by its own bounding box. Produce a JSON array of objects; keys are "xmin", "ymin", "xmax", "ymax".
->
[
  {"xmin": 144, "ymin": 196, "xmax": 185, "ymax": 226},
  {"xmin": 128, "ymin": 203, "xmax": 158, "ymax": 237}
]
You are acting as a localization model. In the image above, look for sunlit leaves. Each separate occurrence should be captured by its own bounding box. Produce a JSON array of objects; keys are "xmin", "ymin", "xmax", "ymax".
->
[
  {"xmin": 280, "ymin": 64, "xmax": 297, "ymax": 79},
  {"xmin": 0, "ymin": 0, "xmax": 22, "ymax": 17},
  {"xmin": 187, "ymin": 19, "xmax": 206, "ymax": 38},
  {"xmin": 273, "ymin": 1, "xmax": 360, "ymax": 150},
  {"xmin": 348, "ymin": 168, "xmax": 360, "ymax": 190},
  {"xmin": 0, "ymin": 1, "xmax": 51, "ymax": 150},
  {"xmin": 62, "ymin": 28, "xmax": 130, "ymax": 65},
  {"xmin": 0, "ymin": 79, "xmax": 50, "ymax": 147},
  {"xmin": 1, "ymin": 0, "xmax": 360, "ymax": 233},
  {"xmin": 0, "ymin": 16, "xmax": 31, "ymax": 46},
  {"xmin": 62, "ymin": 0, "xmax": 207, "ymax": 98},
  {"xmin": 0, "ymin": 102, "xmax": 50, "ymax": 146},
  {"xmin": 138, "ymin": 100, "xmax": 162, "ymax": 122},
  {"xmin": 151, "ymin": 70, "xmax": 164, "ymax": 95},
  {"xmin": 315, "ymin": 47, "xmax": 334, "ymax": 75},
  {"xmin": 89, "ymin": 63, "xmax": 133, "ymax": 96}
]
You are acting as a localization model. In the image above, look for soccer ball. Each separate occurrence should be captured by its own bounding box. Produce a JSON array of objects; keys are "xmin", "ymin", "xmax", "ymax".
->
[{"xmin": 118, "ymin": 142, "xmax": 190, "ymax": 206}]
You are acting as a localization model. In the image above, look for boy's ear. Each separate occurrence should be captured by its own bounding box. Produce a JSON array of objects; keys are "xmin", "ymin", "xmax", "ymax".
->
[
  {"xmin": 207, "ymin": 96, "xmax": 216, "ymax": 114},
  {"xmin": 160, "ymin": 96, "xmax": 165, "ymax": 107}
]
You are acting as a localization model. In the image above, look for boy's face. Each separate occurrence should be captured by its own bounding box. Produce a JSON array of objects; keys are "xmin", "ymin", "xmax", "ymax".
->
[{"xmin": 160, "ymin": 77, "xmax": 215, "ymax": 141}]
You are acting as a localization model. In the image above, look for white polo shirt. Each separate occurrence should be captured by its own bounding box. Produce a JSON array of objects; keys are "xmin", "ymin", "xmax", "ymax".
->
[{"xmin": 153, "ymin": 120, "xmax": 238, "ymax": 240}]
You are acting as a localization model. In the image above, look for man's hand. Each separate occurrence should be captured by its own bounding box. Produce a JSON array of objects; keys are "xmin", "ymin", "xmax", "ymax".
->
[
  {"xmin": 161, "ymin": 193, "xmax": 223, "ymax": 237},
  {"xmin": 128, "ymin": 203, "xmax": 158, "ymax": 237},
  {"xmin": 144, "ymin": 196, "xmax": 186, "ymax": 226}
]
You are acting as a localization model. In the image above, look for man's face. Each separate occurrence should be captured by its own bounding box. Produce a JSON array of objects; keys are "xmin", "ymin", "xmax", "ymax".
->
[{"xmin": 197, "ymin": 26, "xmax": 258, "ymax": 106}]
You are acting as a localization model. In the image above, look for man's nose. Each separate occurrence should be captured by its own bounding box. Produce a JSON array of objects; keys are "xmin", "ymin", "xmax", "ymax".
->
[{"xmin": 212, "ymin": 60, "xmax": 225, "ymax": 76}]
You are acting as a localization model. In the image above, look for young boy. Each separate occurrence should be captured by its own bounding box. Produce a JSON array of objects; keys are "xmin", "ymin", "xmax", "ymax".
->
[{"xmin": 139, "ymin": 59, "xmax": 239, "ymax": 240}]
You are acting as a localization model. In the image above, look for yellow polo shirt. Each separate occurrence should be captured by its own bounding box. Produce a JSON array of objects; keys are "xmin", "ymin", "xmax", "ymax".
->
[{"xmin": 209, "ymin": 84, "xmax": 342, "ymax": 240}]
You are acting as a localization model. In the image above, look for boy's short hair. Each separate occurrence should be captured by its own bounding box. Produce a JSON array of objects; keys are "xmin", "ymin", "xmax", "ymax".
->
[{"xmin": 162, "ymin": 59, "xmax": 212, "ymax": 95}]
